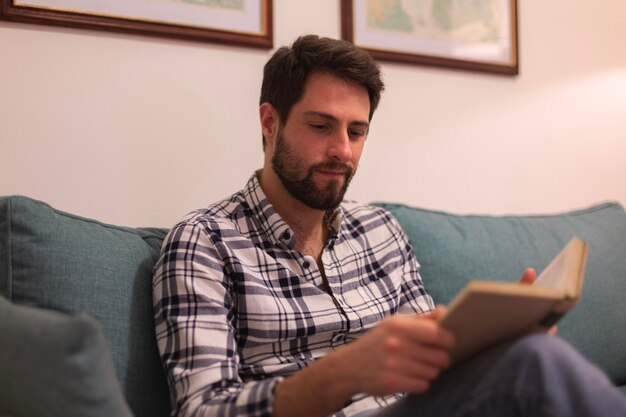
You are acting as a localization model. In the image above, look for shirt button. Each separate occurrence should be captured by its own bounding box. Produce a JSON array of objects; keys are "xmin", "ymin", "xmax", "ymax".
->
[
  {"xmin": 333, "ymin": 334, "xmax": 345, "ymax": 343},
  {"xmin": 281, "ymin": 231, "xmax": 291, "ymax": 240},
  {"xmin": 302, "ymin": 261, "xmax": 310, "ymax": 269}
]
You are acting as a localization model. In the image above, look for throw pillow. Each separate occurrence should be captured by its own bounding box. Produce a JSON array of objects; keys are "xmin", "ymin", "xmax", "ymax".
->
[{"xmin": 0, "ymin": 295, "xmax": 133, "ymax": 417}]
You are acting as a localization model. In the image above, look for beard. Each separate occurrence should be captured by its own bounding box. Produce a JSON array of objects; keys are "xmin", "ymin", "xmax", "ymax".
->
[{"xmin": 271, "ymin": 131, "xmax": 355, "ymax": 210}]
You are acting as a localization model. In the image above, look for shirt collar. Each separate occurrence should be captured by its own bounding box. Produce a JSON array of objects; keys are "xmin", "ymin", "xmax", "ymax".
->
[{"xmin": 242, "ymin": 171, "xmax": 344, "ymax": 249}]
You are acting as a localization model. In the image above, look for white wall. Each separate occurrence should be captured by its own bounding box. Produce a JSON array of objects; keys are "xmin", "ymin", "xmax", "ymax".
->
[{"xmin": 1, "ymin": 1, "xmax": 625, "ymax": 227}]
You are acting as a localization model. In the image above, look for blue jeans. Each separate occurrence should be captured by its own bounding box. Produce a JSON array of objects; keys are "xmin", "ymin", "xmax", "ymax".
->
[{"xmin": 373, "ymin": 334, "xmax": 626, "ymax": 417}]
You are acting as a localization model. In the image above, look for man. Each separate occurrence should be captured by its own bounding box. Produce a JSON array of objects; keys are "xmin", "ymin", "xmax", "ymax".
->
[{"xmin": 153, "ymin": 35, "xmax": 626, "ymax": 417}]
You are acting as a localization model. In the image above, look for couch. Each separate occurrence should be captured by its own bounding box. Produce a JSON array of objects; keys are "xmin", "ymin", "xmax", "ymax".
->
[{"xmin": 1, "ymin": 195, "xmax": 625, "ymax": 417}]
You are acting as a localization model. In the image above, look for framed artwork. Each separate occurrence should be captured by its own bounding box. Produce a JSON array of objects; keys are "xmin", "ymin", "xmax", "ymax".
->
[
  {"xmin": 341, "ymin": 0, "xmax": 518, "ymax": 75},
  {"xmin": 0, "ymin": 0, "xmax": 272, "ymax": 48}
]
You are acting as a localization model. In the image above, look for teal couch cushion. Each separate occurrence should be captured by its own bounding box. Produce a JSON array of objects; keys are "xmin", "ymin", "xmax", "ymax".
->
[
  {"xmin": 0, "ymin": 196, "xmax": 170, "ymax": 417},
  {"xmin": 0, "ymin": 295, "xmax": 133, "ymax": 417},
  {"xmin": 376, "ymin": 202, "xmax": 626, "ymax": 387}
]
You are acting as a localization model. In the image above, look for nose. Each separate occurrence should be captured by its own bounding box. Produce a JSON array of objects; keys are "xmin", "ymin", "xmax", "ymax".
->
[{"xmin": 328, "ymin": 130, "xmax": 353, "ymax": 163}]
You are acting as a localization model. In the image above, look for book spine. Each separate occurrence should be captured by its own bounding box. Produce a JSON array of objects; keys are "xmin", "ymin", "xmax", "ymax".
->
[{"xmin": 539, "ymin": 296, "xmax": 579, "ymax": 328}]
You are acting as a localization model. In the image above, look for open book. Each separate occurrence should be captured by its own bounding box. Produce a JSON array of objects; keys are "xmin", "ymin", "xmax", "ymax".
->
[{"xmin": 438, "ymin": 237, "xmax": 589, "ymax": 365}]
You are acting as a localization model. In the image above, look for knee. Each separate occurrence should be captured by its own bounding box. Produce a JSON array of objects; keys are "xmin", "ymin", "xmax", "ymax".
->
[
  {"xmin": 509, "ymin": 333, "xmax": 570, "ymax": 358},
  {"xmin": 497, "ymin": 334, "xmax": 623, "ymax": 415},
  {"xmin": 505, "ymin": 333, "xmax": 574, "ymax": 366},
  {"xmin": 502, "ymin": 333, "xmax": 598, "ymax": 381}
]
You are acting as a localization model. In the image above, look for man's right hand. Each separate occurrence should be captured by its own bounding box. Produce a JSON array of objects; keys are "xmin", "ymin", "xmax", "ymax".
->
[
  {"xmin": 274, "ymin": 308, "xmax": 455, "ymax": 417},
  {"xmin": 335, "ymin": 307, "xmax": 455, "ymax": 396}
]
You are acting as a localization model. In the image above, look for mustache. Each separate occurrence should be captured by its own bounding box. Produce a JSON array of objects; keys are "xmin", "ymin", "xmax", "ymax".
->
[{"xmin": 311, "ymin": 161, "xmax": 353, "ymax": 175}]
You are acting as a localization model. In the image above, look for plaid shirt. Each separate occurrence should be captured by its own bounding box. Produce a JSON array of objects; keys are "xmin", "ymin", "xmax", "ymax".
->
[{"xmin": 153, "ymin": 173, "xmax": 434, "ymax": 417}]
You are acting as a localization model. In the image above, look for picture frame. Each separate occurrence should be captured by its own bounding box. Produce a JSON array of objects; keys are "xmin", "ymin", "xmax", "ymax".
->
[
  {"xmin": 341, "ymin": 0, "xmax": 518, "ymax": 75},
  {"xmin": 0, "ymin": 0, "xmax": 272, "ymax": 48}
]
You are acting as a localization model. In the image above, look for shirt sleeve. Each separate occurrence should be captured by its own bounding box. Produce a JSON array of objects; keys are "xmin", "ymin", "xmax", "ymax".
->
[
  {"xmin": 152, "ymin": 219, "xmax": 281, "ymax": 417},
  {"xmin": 385, "ymin": 212, "xmax": 435, "ymax": 315}
]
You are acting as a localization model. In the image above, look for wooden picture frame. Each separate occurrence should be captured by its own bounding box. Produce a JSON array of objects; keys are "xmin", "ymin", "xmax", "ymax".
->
[
  {"xmin": 341, "ymin": 0, "xmax": 518, "ymax": 75},
  {"xmin": 0, "ymin": 0, "xmax": 272, "ymax": 48}
]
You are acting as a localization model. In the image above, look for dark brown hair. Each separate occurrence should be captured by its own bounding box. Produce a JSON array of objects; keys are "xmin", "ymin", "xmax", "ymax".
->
[{"xmin": 260, "ymin": 34, "xmax": 385, "ymax": 149}]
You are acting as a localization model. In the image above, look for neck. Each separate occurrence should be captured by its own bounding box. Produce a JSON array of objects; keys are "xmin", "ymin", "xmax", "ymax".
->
[{"xmin": 259, "ymin": 168, "xmax": 328, "ymax": 258}]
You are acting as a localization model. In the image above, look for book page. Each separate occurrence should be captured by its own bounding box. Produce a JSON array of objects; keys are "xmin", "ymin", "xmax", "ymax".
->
[
  {"xmin": 534, "ymin": 237, "xmax": 586, "ymax": 297},
  {"xmin": 534, "ymin": 250, "xmax": 568, "ymax": 292}
]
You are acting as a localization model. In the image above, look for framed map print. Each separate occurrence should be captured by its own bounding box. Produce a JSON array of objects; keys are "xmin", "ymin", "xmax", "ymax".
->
[
  {"xmin": 0, "ymin": 0, "xmax": 273, "ymax": 48},
  {"xmin": 341, "ymin": 0, "xmax": 518, "ymax": 75}
]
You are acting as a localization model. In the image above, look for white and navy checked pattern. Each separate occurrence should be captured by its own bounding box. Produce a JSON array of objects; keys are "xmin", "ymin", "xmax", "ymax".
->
[{"xmin": 153, "ymin": 173, "xmax": 434, "ymax": 417}]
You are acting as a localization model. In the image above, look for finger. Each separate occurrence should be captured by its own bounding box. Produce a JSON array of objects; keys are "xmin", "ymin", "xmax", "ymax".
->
[
  {"xmin": 384, "ymin": 335, "xmax": 452, "ymax": 370},
  {"xmin": 386, "ymin": 334, "xmax": 452, "ymax": 369},
  {"xmin": 407, "ymin": 344, "xmax": 452, "ymax": 369},
  {"xmin": 404, "ymin": 318, "xmax": 456, "ymax": 349},
  {"xmin": 421, "ymin": 305, "xmax": 447, "ymax": 321},
  {"xmin": 518, "ymin": 267, "xmax": 537, "ymax": 285},
  {"xmin": 385, "ymin": 353, "xmax": 443, "ymax": 381}
]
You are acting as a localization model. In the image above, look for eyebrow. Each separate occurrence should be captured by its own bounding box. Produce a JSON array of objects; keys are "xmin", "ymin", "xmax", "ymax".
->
[{"xmin": 304, "ymin": 111, "xmax": 370, "ymax": 130}]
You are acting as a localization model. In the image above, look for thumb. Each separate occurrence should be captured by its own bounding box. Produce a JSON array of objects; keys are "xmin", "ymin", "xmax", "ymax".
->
[{"xmin": 422, "ymin": 305, "xmax": 447, "ymax": 321}]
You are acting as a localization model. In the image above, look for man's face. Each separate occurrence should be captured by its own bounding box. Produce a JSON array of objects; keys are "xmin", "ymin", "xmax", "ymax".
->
[{"xmin": 268, "ymin": 72, "xmax": 371, "ymax": 210}]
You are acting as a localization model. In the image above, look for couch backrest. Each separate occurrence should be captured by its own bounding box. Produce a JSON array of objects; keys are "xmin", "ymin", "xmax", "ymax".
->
[
  {"xmin": 0, "ymin": 196, "xmax": 171, "ymax": 417},
  {"xmin": 377, "ymin": 201, "xmax": 626, "ymax": 387},
  {"xmin": 2, "ymin": 195, "xmax": 625, "ymax": 411}
]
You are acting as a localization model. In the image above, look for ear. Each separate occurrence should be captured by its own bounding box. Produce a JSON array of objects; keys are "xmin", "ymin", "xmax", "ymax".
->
[{"xmin": 259, "ymin": 102, "xmax": 279, "ymax": 148}]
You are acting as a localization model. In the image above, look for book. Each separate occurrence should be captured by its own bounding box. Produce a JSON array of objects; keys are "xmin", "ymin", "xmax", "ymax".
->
[{"xmin": 438, "ymin": 236, "xmax": 589, "ymax": 365}]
